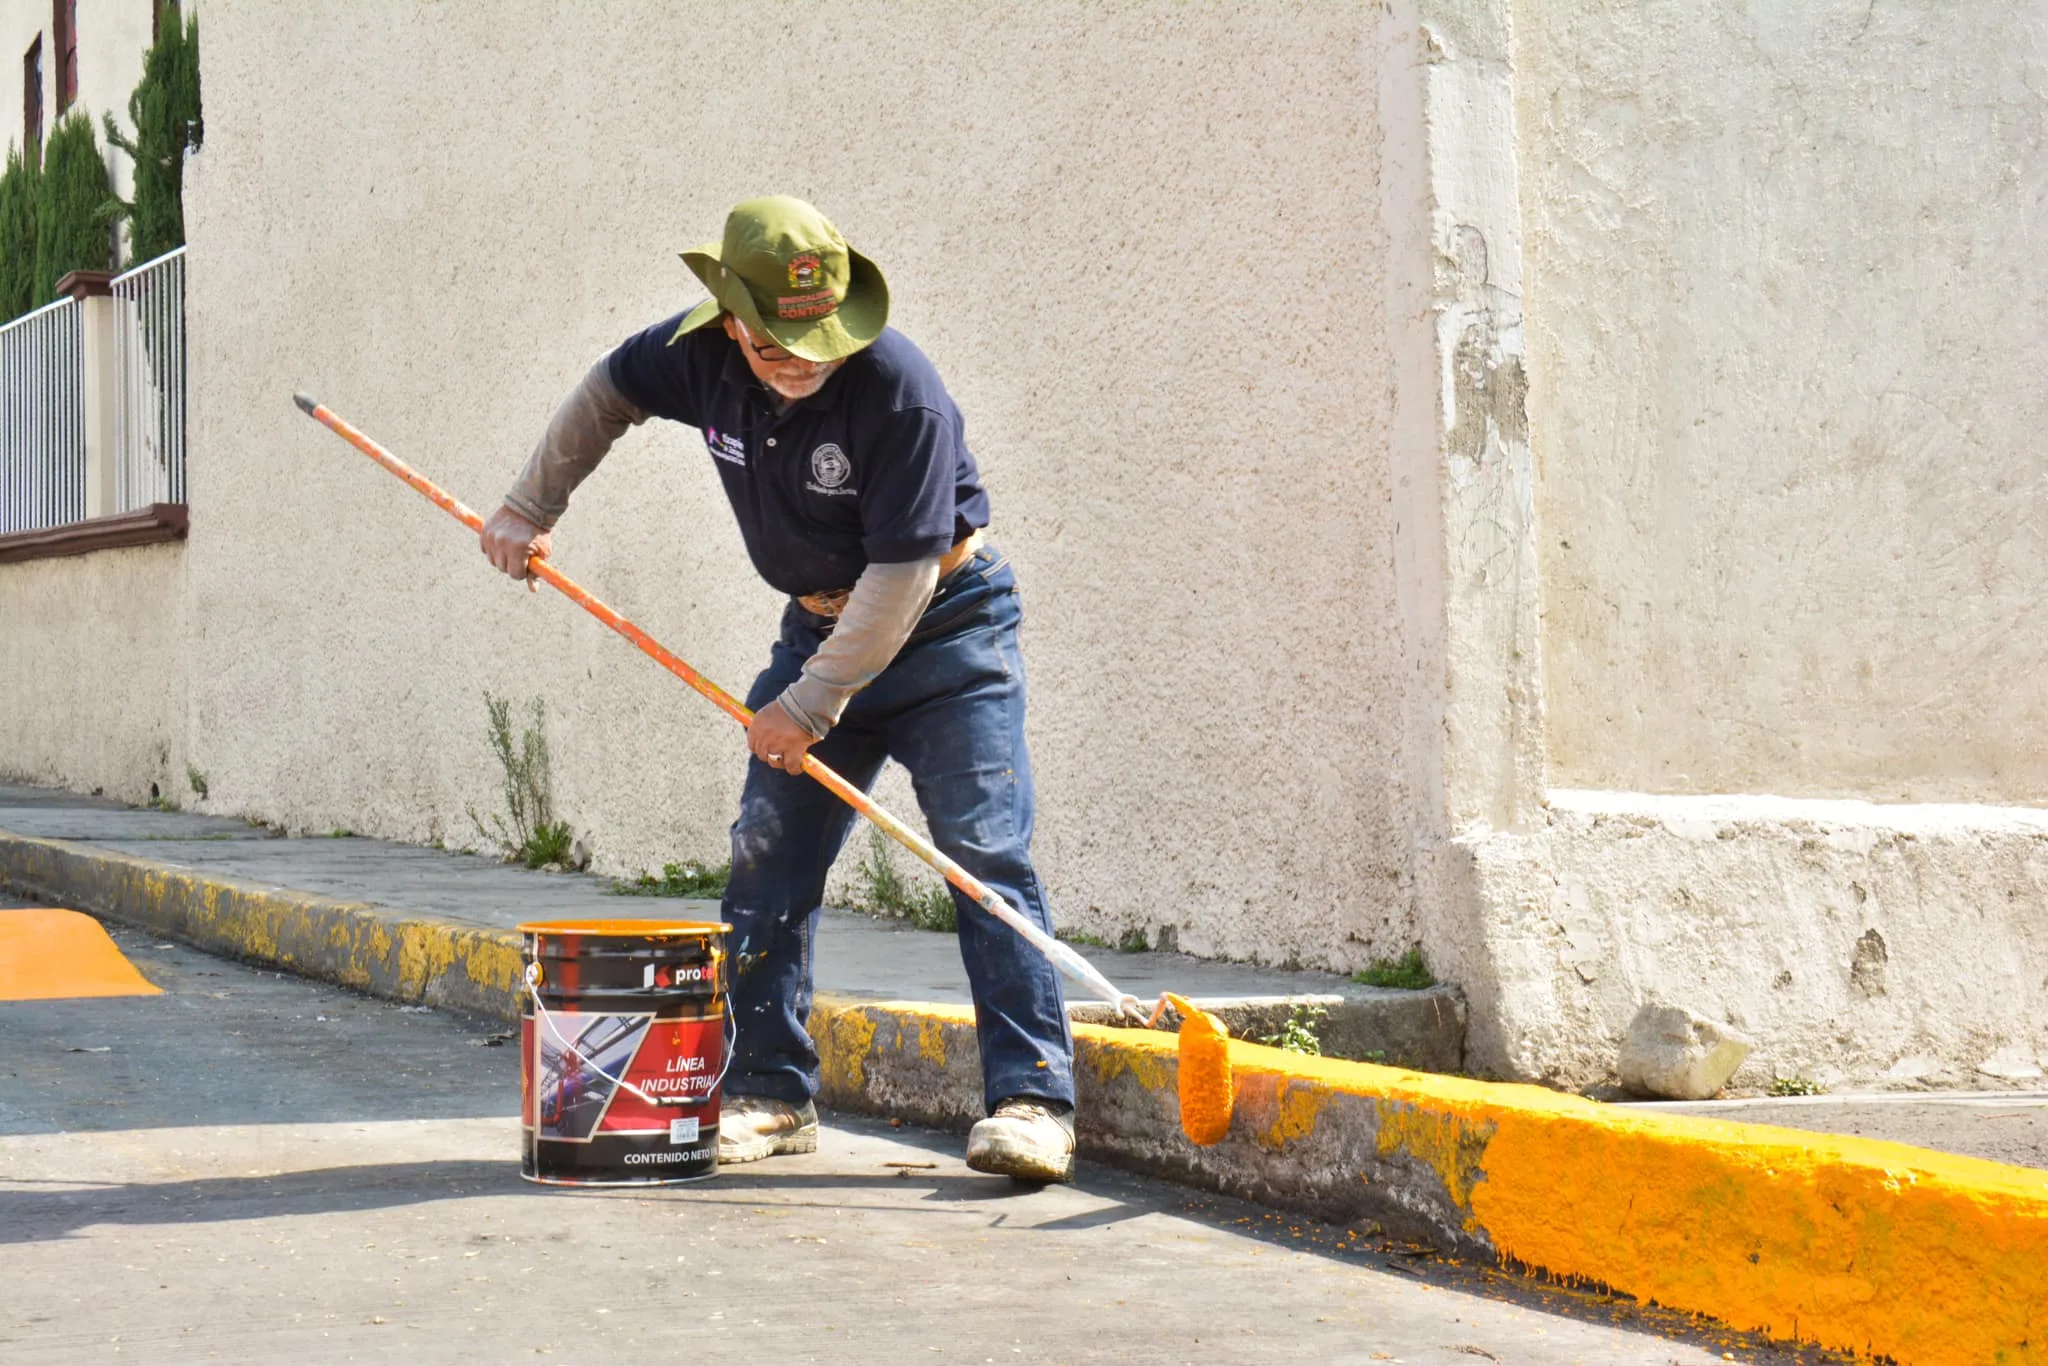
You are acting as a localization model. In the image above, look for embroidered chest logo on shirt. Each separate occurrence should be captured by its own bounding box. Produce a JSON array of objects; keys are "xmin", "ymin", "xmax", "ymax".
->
[
  {"xmin": 805, "ymin": 443, "xmax": 856, "ymax": 496},
  {"xmin": 704, "ymin": 426, "xmax": 746, "ymax": 467}
]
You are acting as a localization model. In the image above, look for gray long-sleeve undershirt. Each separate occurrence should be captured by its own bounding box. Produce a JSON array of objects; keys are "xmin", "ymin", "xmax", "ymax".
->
[
  {"xmin": 777, "ymin": 556, "xmax": 941, "ymax": 736},
  {"xmin": 503, "ymin": 361, "xmax": 648, "ymax": 531},
  {"xmin": 503, "ymin": 363, "xmax": 939, "ymax": 738}
]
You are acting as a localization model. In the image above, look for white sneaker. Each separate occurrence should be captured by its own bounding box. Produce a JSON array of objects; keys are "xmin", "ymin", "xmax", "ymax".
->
[
  {"xmin": 965, "ymin": 1098, "xmax": 1075, "ymax": 1183},
  {"xmin": 717, "ymin": 1096, "xmax": 819, "ymax": 1164}
]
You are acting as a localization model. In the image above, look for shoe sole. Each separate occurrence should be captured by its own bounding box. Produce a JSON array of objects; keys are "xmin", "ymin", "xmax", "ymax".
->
[
  {"xmin": 964, "ymin": 1137, "xmax": 1075, "ymax": 1184},
  {"xmin": 717, "ymin": 1124, "xmax": 819, "ymax": 1165}
]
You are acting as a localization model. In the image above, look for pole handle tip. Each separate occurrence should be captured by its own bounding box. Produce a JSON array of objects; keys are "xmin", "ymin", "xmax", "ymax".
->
[{"xmin": 293, "ymin": 392, "xmax": 319, "ymax": 416}]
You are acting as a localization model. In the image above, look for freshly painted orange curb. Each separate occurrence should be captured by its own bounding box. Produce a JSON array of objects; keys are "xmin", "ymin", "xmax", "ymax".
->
[
  {"xmin": 0, "ymin": 906, "xmax": 161, "ymax": 1000},
  {"xmin": 810, "ymin": 997, "xmax": 2048, "ymax": 1366},
  {"xmin": 1221, "ymin": 1046, "xmax": 2048, "ymax": 1366}
]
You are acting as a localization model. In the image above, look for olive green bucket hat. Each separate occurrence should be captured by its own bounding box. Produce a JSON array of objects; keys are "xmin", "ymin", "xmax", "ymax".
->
[{"xmin": 670, "ymin": 196, "xmax": 889, "ymax": 362}]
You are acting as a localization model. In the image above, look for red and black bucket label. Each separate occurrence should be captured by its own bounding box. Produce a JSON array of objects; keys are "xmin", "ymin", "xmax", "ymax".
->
[{"xmin": 521, "ymin": 1009, "xmax": 724, "ymax": 1184}]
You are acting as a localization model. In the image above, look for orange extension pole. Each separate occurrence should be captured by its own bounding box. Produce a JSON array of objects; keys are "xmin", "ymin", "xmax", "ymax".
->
[{"xmin": 294, "ymin": 393, "xmax": 1144, "ymax": 1020}]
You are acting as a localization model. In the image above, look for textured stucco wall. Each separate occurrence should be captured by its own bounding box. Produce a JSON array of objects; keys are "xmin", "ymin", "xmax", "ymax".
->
[
  {"xmin": 1522, "ymin": 1, "xmax": 2048, "ymax": 802},
  {"xmin": 0, "ymin": 543, "xmax": 187, "ymax": 804},
  {"xmin": 176, "ymin": 1, "xmax": 1418, "ymax": 968},
  {"xmin": 1453, "ymin": 0, "xmax": 2048, "ymax": 1086},
  {"xmin": 15, "ymin": 1, "xmax": 2045, "ymax": 1090}
]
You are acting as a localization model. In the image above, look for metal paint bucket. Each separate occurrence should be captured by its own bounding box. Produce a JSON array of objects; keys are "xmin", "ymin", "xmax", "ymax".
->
[{"xmin": 517, "ymin": 917, "xmax": 731, "ymax": 1186}]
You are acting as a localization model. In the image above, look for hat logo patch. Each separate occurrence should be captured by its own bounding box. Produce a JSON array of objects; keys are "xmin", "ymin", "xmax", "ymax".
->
[
  {"xmin": 810, "ymin": 443, "xmax": 852, "ymax": 489},
  {"xmin": 774, "ymin": 252, "xmax": 839, "ymax": 320}
]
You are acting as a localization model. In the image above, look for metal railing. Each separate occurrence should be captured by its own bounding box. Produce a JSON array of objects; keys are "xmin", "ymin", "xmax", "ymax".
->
[
  {"xmin": 112, "ymin": 246, "xmax": 187, "ymax": 510},
  {"xmin": 0, "ymin": 296, "xmax": 86, "ymax": 534}
]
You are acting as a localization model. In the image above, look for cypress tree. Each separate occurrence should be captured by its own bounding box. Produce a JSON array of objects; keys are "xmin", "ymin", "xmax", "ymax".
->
[
  {"xmin": 104, "ymin": 2, "xmax": 203, "ymax": 266},
  {"xmin": 0, "ymin": 143, "xmax": 37, "ymax": 320},
  {"xmin": 32, "ymin": 112, "xmax": 114, "ymax": 303}
]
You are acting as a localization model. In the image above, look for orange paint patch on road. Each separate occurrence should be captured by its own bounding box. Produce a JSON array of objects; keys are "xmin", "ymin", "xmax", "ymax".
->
[{"xmin": 0, "ymin": 908, "xmax": 162, "ymax": 1000}]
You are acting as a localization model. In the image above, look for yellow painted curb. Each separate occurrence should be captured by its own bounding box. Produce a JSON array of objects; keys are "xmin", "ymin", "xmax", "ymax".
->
[{"xmin": 0, "ymin": 830, "xmax": 524, "ymax": 1017}]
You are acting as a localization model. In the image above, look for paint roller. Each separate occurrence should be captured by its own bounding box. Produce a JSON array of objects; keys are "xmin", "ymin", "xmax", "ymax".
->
[{"xmin": 295, "ymin": 394, "xmax": 1239, "ymax": 1147}]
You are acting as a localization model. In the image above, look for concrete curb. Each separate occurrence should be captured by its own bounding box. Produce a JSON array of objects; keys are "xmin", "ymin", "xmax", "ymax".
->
[
  {"xmin": 9, "ymin": 827, "xmax": 2047, "ymax": 1364},
  {"xmin": 1069, "ymin": 991, "xmax": 1465, "ymax": 1072}
]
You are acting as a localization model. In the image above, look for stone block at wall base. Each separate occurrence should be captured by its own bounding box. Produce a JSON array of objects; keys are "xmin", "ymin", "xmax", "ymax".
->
[{"xmin": 1444, "ymin": 789, "xmax": 2048, "ymax": 1093}]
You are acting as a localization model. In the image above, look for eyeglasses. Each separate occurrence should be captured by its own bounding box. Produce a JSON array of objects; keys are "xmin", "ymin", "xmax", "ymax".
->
[{"xmin": 733, "ymin": 319, "xmax": 797, "ymax": 365}]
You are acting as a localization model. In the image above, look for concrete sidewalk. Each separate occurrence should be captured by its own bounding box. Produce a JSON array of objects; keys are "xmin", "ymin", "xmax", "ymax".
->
[{"xmin": 0, "ymin": 782, "xmax": 1462, "ymax": 1068}]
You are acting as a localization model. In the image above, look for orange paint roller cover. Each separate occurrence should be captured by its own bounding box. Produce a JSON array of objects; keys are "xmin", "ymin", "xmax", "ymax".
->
[{"xmin": 1166, "ymin": 993, "xmax": 1234, "ymax": 1145}]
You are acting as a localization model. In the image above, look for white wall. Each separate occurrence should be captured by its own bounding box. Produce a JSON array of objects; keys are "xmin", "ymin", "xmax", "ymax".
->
[
  {"xmin": 1451, "ymin": 0, "xmax": 2048, "ymax": 1087},
  {"xmin": 1475, "ymin": 790, "xmax": 2048, "ymax": 1091},
  {"xmin": 0, "ymin": 6, "xmax": 182, "ymax": 808},
  {"xmin": 0, "ymin": 542, "xmax": 186, "ymax": 803},
  {"xmin": 1523, "ymin": 0, "xmax": 2048, "ymax": 804},
  {"xmin": 11, "ymin": 1, "xmax": 2045, "ymax": 1090},
  {"xmin": 172, "ymin": 1, "xmax": 1424, "ymax": 969}
]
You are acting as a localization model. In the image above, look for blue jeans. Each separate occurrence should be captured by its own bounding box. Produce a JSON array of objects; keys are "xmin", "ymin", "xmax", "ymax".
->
[{"xmin": 719, "ymin": 548, "xmax": 1076, "ymax": 1115}]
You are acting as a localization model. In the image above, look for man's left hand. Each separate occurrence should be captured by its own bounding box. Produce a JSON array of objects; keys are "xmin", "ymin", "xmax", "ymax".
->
[{"xmin": 748, "ymin": 700, "xmax": 819, "ymax": 775}]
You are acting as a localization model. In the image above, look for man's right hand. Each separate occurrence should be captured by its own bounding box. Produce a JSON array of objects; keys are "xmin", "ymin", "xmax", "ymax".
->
[{"xmin": 480, "ymin": 504, "xmax": 552, "ymax": 580}]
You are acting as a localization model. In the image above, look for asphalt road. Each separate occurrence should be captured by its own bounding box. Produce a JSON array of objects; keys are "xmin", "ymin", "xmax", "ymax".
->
[{"xmin": 0, "ymin": 921, "xmax": 1851, "ymax": 1365}]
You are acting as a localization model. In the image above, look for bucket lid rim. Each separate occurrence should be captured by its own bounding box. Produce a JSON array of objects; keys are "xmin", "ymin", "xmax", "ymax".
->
[{"xmin": 517, "ymin": 917, "xmax": 732, "ymax": 937}]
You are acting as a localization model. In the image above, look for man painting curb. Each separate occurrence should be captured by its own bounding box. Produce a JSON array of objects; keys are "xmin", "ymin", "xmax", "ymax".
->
[{"xmin": 479, "ymin": 196, "xmax": 1078, "ymax": 1182}]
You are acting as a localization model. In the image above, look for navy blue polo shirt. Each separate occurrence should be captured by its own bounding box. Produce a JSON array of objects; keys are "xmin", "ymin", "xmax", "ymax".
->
[{"xmin": 604, "ymin": 312, "xmax": 991, "ymax": 598}]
